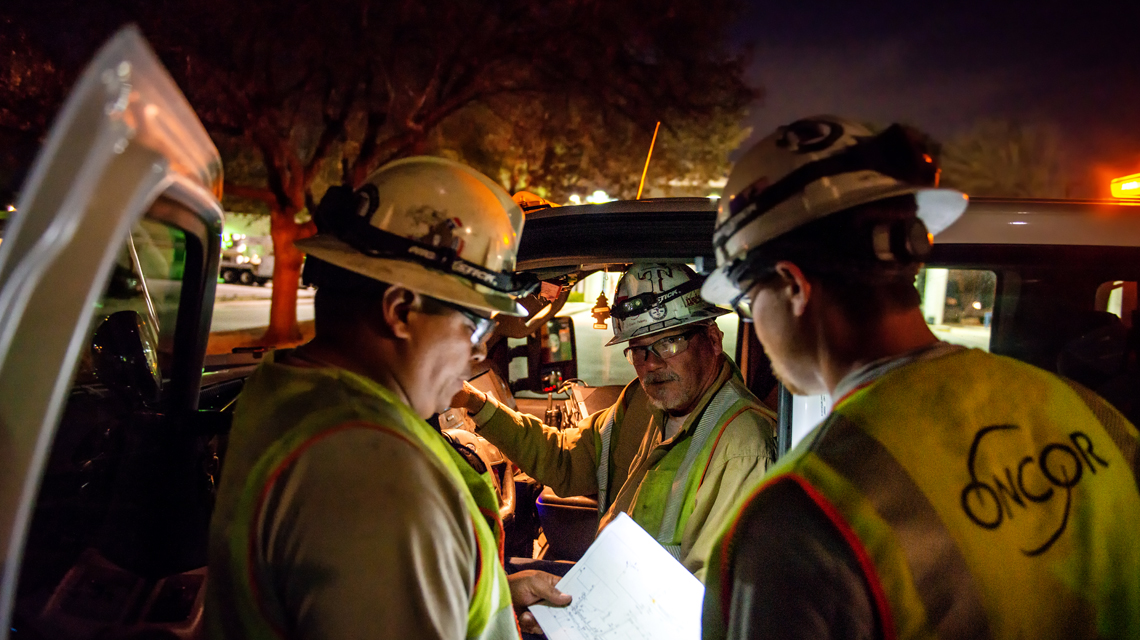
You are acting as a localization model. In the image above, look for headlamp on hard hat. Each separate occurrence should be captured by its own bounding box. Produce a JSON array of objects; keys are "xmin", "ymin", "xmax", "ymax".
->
[
  {"xmin": 312, "ymin": 184, "xmax": 539, "ymax": 297},
  {"xmin": 609, "ymin": 279, "xmax": 702, "ymax": 320}
]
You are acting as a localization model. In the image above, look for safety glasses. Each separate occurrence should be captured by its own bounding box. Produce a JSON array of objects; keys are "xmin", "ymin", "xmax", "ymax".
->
[
  {"xmin": 726, "ymin": 263, "xmax": 780, "ymax": 321},
  {"xmin": 425, "ymin": 296, "xmax": 497, "ymax": 346},
  {"xmin": 623, "ymin": 326, "xmax": 706, "ymax": 365},
  {"xmin": 732, "ymin": 293, "xmax": 754, "ymax": 321}
]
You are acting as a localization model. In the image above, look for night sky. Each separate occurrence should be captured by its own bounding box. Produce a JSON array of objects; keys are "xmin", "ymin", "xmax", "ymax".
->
[{"xmin": 732, "ymin": 1, "xmax": 1140, "ymax": 196}]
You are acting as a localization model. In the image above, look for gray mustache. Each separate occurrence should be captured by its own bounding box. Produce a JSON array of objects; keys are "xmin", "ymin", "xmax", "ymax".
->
[{"xmin": 644, "ymin": 373, "xmax": 680, "ymax": 384}]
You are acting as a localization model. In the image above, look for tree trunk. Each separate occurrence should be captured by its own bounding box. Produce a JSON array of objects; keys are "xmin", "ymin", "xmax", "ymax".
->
[{"xmin": 260, "ymin": 206, "xmax": 317, "ymax": 345}]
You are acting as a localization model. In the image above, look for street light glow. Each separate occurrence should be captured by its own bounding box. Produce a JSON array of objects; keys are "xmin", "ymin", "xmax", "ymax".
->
[{"xmin": 586, "ymin": 190, "xmax": 614, "ymax": 204}]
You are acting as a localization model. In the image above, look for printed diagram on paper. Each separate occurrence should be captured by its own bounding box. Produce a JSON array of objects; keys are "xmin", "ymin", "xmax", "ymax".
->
[{"xmin": 529, "ymin": 513, "xmax": 704, "ymax": 640}]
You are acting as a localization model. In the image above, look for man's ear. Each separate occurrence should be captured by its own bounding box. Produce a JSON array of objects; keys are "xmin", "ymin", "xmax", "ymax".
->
[
  {"xmin": 379, "ymin": 286, "xmax": 418, "ymax": 340},
  {"xmin": 705, "ymin": 322, "xmax": 725, "ymax": 358},
  {"xmin": 773, "ymin": 261, "xmax": 812, "ymax": 318}
]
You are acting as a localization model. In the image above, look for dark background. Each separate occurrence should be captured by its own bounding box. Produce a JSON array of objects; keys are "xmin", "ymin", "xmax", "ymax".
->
[{"xmin": 732, "ymin": 1, "xmax": 1140, "ymax": 196}]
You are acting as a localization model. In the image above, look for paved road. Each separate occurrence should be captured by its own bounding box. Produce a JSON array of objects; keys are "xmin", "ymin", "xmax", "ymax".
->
[{"xmin": 210, "ymin": 283, "xmax": 314, "ymax": 333}]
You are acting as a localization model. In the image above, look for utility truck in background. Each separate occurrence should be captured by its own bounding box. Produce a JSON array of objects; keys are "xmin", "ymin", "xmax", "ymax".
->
[{"xmin": 219, "ymin": 232, "xmax": 273, "ymax": 285}]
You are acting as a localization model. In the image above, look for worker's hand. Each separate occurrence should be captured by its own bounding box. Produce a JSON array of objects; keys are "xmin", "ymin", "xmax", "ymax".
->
[
  {"xmin": 508, "ymin": 569, "xmax": 572, "ymax": 634},
  {"xmin": 450, "ymin": 380, "xmax": 488, "ymax": 414}
]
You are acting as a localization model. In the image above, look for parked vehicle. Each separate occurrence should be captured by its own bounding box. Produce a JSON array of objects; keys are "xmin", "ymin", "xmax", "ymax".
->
[{"xmin": 219, "ymin": 234, "xmax": 272, "ymax": 286}]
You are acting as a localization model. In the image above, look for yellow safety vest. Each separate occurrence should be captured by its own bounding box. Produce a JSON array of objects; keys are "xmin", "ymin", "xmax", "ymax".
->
[
  {"xmin": 600, "ymin": 362, "xmax": 775, "ymax": 558},
  {"xmin": 706, "ymin": 349, "xmax": 1140, "ymax": 640},
  {"xmin": 206, "ymin": 353, "xmax": 516, "ymax": 640}
]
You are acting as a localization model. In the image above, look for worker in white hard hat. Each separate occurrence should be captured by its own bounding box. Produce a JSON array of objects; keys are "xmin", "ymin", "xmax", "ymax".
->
[
  {"xmin": 206, "ymin": 157, "xmax": 570, "ymax": 640},
  {"xmin": 700, "ymin": 116, "xmax": 1140, "ymax": 640},
  {"xmin": 454, "ymin": 263, "xmax": 777, "ymax": 580}
]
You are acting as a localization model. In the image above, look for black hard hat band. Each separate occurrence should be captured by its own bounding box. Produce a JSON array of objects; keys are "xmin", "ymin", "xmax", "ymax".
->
[
  {"xmin": 312, "ymin": 185, "xmax": 538, "ymax": 297},
  {"xmin": 610, "ymin": 279, "xmax": 702, "ymax": 320}
]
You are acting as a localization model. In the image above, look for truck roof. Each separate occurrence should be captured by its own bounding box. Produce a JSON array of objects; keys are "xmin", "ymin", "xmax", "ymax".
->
[
  {"xmin": 937, "ymin": 198, "xmax": 1140, "ymax": 246},
  {"xmin": 516, "ymin": 196, "xmax": 1140, "ymax": 272}
]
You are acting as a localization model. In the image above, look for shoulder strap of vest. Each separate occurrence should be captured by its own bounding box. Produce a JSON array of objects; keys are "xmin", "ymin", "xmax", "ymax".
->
[
  {"xmin": 597, "ymin": 407, "xmax": 617, "ymax": 514},
  {"xmin": 596, "ymin": 379, "xmax": 641, "ymax": 514},
  {"xmin": 809, "ymin": 412, "xmax": 992, "ymax": 639},
  {"xmin": 655, "ymin": 380, "xmax": 743, "ymax": 552}
]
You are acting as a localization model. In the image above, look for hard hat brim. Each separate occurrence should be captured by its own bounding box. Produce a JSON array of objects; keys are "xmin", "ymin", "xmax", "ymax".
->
[
  {"xmin": 296, "ymin": 234, "xmax": 528, "ymax": 317},
  {"xmin": 702, "ymin": 186, "xmax": 969, "ymax": 307},
  {"xmin": 700, "ymin": 268, "xmax": 744, "ymax": 308},
  {"xmin": 604, "ymin": 305, "xmax": 731, "ymax": 346}
]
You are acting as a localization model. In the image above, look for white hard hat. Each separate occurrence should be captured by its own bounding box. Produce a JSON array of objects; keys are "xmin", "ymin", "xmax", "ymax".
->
[
  {"xmin": 607, "ymin": 263, "xmax": 729, "ymax": 346},
  {"xmin": 297, "ymin": 156, "xmax": 535, "ymax": 316},
  {"xmin": 702, "ymin": 116, "xmax": 969, "ymax": 307}
]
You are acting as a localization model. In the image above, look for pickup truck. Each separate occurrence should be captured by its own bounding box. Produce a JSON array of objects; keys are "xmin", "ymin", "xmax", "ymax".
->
[{"xmin": 3, "ymin": 27, "xmax": 1140, "ymax": 640}]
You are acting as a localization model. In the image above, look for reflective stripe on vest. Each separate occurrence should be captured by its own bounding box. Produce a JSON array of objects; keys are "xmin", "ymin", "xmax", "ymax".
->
[
  {"xmin": 812, "ymin": 416, "xmax": 991, "ymax": 640},
  {"xmin": 212, "ymin": 360, "xmax": 515, "ymax": 640},
  {"xmin": 595, "ymin": 379, "xmax": 642, "ymax": 515},
  {"xmin": 597, "ymin": 406, "xmax": 617, "ymax": 515},
  {"xmin": 655, "ymin": 382, "xmax": 742, "ymax": 557}
]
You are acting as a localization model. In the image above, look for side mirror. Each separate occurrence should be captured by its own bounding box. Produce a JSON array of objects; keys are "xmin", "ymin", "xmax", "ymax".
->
[
  {"xmin": 91, "ymin": 310, "xmax": 163, "ymax": 408},
  {"xmin": 509, "ymin": 316, "xmax": 578, "ymax": 393}
]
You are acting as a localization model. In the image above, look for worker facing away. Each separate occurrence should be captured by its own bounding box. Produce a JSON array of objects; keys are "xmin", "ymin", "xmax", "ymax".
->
[{"xmin": 700, "ymin": 115, "xmax": 1140, "ymax": 639}]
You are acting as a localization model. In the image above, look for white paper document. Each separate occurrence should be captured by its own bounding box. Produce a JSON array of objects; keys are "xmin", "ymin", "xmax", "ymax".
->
[{"xmin": 528, "ymin": 512, "xmax": 705, "ymax": 640}]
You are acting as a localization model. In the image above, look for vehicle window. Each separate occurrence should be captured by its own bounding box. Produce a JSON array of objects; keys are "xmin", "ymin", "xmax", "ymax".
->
[
  {"xmin": 131, "ymin": 219, "xmax": 186, "ymax": 346},
  {"xmin": 75, "ymin": 220, "xmax": 186, "ymax": 383},
  {"xmin": 1097, "ymin": 280, "xmax": 1137, "ymax": 326},
  {"xmin": 16, "ymin": 217, "xmax": 189, "ymax": 617},
  {"xmin": 917, "ymin": 268, "xmax": 997, "ymax": 351},
  {"xmin": 1061, "ymin": 280, "xmax": 1139, "ymax": 423}
]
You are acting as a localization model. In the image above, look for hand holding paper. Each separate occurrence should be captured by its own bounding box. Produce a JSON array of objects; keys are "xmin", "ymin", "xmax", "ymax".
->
[
  {"xmin": 509, "ymin": 569, "xmax": 572, "ymax": 635},
  {"xmin": 528, "ymin": 513, "xmax": 705, "ymax": 640}
]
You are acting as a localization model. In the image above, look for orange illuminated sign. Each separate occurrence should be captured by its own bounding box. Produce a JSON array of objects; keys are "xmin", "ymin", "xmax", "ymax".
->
[{"xmin": 1111, "ymin": 172, "xmax": 1140, "ymax": 199}]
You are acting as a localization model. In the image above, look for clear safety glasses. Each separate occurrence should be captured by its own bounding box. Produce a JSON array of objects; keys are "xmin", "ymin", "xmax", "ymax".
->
[
  {"xmin": 732, "ymin": 293, "xmax": 754, "ymax": 321},
  {"xmin": 623, "ymin": 326, "xmax": 706, "ymax": 365},
  {"xmin": 425, "ymin": 297, "xmax": 497, "ymax": 346}
]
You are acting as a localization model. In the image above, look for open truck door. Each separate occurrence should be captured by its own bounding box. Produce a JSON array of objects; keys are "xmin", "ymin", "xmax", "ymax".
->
[{"xmin": 0, "ymin": 27, "xmax": 223, "ymax": 637}]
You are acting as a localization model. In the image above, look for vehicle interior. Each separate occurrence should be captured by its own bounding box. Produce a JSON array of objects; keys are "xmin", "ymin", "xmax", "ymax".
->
[{"xmin": 11, "ymin": 196, "xmax": 1140, "ymax": 639}]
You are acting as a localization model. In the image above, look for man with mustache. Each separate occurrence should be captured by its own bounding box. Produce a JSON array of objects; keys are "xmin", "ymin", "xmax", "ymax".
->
[
  {"xmin": 700, "ymin": 116, "xmax": 1140, "ymax": 639},
  {"xmin": 454, "ymin": 263, "xmax": 776, "ymax": 580}
]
